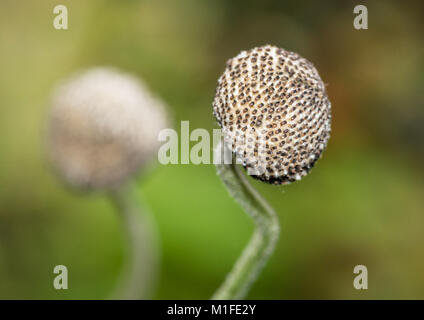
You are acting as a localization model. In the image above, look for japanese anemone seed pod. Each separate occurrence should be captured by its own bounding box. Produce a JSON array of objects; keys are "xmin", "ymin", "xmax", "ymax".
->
[
  {"xmin": 212, "ymin": 45, "xmax": 331, "ymax": 300},
  {"xmin": 47, "ymin": 67, "xmax": 169, "ymax": 299},
  {"xmin": 213, "ymin": 44, "xmax": 331, "ymax": 184},
  {"xmin": 48, "ymin": 67, "xmax": 168, "ymax": 190}
]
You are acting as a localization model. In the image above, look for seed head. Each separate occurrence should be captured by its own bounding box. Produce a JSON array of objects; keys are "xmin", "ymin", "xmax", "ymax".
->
[
  {"xmin": 213, "ymin": 45, "xmax": 331, "ymax": 184},
  {"xmin": 48, "ymin": 67, "xmax": 168, "ymax": 190}
]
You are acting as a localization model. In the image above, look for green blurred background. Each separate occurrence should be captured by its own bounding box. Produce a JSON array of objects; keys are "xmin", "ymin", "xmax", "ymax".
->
[{"xmin": 1, "ymin": 0, "xmax": 424, "ymax": 299}]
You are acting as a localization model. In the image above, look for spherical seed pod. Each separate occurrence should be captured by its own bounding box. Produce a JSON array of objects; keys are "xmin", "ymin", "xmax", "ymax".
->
[
  {"xmin": 47, "ymin": 67, "xmax": 168, "ymax": 190},
  {"xmin": 213, "ymin": 45, "xmax": 331, "ymax": 184}
]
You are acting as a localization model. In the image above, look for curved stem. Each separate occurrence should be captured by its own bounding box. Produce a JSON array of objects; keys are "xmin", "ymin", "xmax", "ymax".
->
[
  {"xmin": 212, "ymin": 143, "xmax": 280, "ymax": 300},
  {"xmin": 108, "ymin": 182, "xmax": 160, "ymax": 300}
]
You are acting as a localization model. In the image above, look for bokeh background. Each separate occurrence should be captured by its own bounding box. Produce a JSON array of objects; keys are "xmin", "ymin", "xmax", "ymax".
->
[{"xmin": 1, "ymin": 0, "xmax": 424, "ymax": 299}]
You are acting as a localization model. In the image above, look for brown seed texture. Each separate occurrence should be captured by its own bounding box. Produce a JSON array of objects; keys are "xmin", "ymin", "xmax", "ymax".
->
[{"xmin": 213, "ymin": 45, "xmax": 331, "ymax": 184}]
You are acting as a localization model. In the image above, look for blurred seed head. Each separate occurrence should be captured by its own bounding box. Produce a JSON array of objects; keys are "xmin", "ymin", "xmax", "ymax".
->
[
  {"xmin": 213, "ymin": 45, "xmax": 331, "ymax": 184},
  {"xmin": 47, "ymin": 67, "xmax": 168, "ymax": 190}
]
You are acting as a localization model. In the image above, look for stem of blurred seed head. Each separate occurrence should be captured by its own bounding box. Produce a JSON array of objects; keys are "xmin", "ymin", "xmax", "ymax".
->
[
  {"xmin": 108, "ymin": 182, "xmax": 160, "ymax": 300},
  {"xmin": 212, "ymin": 142, "xmax": 280, "ymax": 300}
]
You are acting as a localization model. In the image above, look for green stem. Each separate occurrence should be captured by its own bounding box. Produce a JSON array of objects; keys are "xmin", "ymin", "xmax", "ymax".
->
[
  {"xmin": 108, "ymin": 182, "xmax": 160, "ymax": 299},
  {"xmin": 212, "ymin": 146, "xmax": 280, "ymax": 300}
]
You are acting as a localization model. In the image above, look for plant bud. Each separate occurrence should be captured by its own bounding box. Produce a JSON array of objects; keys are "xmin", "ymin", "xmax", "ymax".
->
[
  {"xmin": 48, "ymin": 67, "xmax": 168, "ymax": 190},
  {"xmin": 213, "ymin": 45, "xmax": 331, "ymax": 184}
]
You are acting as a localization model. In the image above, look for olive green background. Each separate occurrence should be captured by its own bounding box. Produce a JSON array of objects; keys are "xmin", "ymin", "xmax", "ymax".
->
[{"xmin": 1, "ymin": 0, "xmax": 424, "ymax": 299}]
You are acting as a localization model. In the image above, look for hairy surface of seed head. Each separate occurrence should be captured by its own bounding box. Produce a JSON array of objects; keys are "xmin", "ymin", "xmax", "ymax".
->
[
  {"xmin": 213, "ymin": 45, "xmax": 331, "ymax": 184},
  {"xmin": 48, "ymin": 67, "xmax": 168, "ymax": 190}
]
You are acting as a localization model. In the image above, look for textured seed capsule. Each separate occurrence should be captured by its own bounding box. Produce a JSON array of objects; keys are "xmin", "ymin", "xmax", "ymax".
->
[
  {"xmin": 213, "ymin": 45, "xmax": 331, "ymax": 184},
  {"xmin": 48, "ymin": 67, "xmax": 168, "ymax": 190}
]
